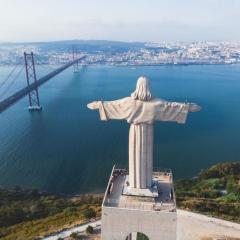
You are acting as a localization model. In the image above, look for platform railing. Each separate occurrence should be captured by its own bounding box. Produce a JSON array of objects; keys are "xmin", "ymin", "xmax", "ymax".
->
[{"xmin": 105, "ymin": 198, "xmax": 175, "ymax": 212}]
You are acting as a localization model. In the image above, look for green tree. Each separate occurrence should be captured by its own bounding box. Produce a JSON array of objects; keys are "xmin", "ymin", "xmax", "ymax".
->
[
  {"xmin": 227, "ymin": 175, "xmax": 235, "ymax": 193},
  {"xmin": 86, "ymin": 225, "xmax": 94, "ymax": 234},
  {"xmin": 83, "ymin": 208, "xmax": 96, "ymax": 219},
  {"xmin": 137, "ymin": 232, "xmax": 149, "ymax": 240},
  {"xmin": 70, "ymin": 232, "xmax": 79, "ymax": 239}
]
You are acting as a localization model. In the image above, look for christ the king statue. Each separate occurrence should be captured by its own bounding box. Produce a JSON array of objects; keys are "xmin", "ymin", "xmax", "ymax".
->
[{"xmin": 87, "ymin": 76, "xmax": 201, "ymax": 191}]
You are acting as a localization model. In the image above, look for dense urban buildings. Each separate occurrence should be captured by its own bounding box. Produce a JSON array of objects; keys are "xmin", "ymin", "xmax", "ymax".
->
[{"xmin": 0, "ymin": 41, "xmax": 240, "ymax": 66}]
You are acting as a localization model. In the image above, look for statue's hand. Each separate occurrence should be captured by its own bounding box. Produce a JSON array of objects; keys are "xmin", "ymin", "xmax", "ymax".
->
[
  {"xmin": 87, "ymin": 101, "xmax": 101, "ymax": 110},
  {"xmin": 189, "ymin": 103, "xmax": 202, "ymax": 112}
]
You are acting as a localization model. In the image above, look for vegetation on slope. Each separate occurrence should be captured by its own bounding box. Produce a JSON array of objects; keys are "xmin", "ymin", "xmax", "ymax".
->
[
  {"xmin": 0, "ymin": 189, "xmax": 102, "ymax": 240},
  {"xmin": 175, "ymin": 162, "xmax": 240, "ymax": 222},
  {"xmin": 0, "ymin": 162, "xmax": 239, "ymax": 239}
]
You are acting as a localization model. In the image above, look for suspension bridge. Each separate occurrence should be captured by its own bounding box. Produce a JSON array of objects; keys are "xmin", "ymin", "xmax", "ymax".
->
[{"xmin": 0, "ymin": 51, "xmax": 86, "ymax": 113}]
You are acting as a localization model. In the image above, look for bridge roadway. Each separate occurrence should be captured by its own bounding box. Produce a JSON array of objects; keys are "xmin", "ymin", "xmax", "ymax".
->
[{"xmin": 0, "ymin": 56, "xmax": 86, "ymax": 113}]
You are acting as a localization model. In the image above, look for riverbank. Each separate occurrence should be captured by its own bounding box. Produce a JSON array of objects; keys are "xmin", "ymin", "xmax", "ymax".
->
[
  {"xmin": 0, "ymin": 162, "xmax": 239, "ymax": 239},
  {"xmin": 0, "ymin": 192, "xmax": 103, "ymax": 240},
  {"xmin": 175, "ymin": 162, "xmax": 240, "ymax": 223}
]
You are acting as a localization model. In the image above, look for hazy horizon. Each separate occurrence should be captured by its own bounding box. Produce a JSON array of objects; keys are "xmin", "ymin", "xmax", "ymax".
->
[
  {"xmin": 1, "ymin": 39, "xmax": 240, "ymax": 45},
  {"xmin": 1, "ymin": 0, "xmax": 240, "ymax": 43}
]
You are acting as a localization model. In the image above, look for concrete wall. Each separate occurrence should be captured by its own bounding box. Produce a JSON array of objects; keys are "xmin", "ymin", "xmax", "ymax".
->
[{"xmin": 101, "ymin": 206, "xmax": 177, "ymax": 240}]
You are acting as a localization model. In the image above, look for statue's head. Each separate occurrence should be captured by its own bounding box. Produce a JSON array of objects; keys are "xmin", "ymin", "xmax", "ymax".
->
[{"xmin": 131, "ymin": 76, "xmax": 152, "ymax": 101}]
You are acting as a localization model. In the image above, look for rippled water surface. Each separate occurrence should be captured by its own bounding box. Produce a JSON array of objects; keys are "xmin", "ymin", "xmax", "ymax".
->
[{"xmin": 0, "ymin": 64, "xmax": 240, "ymax": 194}]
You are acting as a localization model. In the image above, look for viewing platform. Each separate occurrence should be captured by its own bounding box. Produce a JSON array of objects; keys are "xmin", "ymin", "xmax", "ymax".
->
[{"xmin": 102, "ymin": 166, "xmax": 176, "ymax": 212}]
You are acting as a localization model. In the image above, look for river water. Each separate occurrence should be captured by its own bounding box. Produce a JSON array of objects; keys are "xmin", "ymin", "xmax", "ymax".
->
[{"xmin": 0, "ymin": 64, "xmax": 240, "ymax": 194}]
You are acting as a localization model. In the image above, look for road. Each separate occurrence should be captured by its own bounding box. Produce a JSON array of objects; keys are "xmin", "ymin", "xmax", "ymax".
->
[
  {"xmin": 43, "ymin": 219, "xmax": 101, "ymax": 240},
  {"xmin": 177, "ymin": 209, "xmax": 240, "ymax": 240}
]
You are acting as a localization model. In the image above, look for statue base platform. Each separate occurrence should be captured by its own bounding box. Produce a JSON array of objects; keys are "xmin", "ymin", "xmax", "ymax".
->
[
  {"xmin": 122, "ymin": 175, "xmax": 158, "ymax": 198},
  {"xmin": 101, "ymin": 166, "xmax": 177, "ymax": 240}
]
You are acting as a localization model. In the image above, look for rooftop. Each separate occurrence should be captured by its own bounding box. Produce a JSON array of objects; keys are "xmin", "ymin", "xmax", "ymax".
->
[{"xmin": 103, "ymin": 167, "xmax": 176, "ymax": 212}]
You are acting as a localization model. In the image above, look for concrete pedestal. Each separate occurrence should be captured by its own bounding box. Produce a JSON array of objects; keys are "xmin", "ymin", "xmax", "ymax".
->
[{"xmin": 101, "ymin": 167, "xmax": 177, "ymax": 240}]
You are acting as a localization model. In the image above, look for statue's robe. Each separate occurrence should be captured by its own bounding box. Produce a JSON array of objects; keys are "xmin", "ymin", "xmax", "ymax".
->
[{"xmin": 97, "ymin": 97, "xmax": 190, "ymax": 189}]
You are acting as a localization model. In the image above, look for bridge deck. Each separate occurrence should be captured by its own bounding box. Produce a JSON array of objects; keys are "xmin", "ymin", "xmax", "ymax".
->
[{"xmin": 0, "ymin": 56, "xmax": 86, "ymax": 113}]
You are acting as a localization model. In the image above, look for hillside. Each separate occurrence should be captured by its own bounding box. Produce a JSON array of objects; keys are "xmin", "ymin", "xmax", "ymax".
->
[
  {"xmin": 0, "ymin": 162, "xmax": 239, "ymax": 239},
  {"xmin": 175, "ymin": 162, "xmax": 240, "ymax": 222},
  {"xmin": 0, "ymin": 190, "xmax": 102, "ymax": 239}
]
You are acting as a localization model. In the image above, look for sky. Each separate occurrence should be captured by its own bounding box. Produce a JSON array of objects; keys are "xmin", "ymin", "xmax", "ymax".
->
[{"xmin": 0, "ymin": 0, "xmax": 240, "ymax": 43}]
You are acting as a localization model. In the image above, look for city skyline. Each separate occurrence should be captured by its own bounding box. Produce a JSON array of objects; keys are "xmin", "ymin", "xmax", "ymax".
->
[{"xmin": 0, "ymin": 0, "xmax": 240, "ymax": 43}]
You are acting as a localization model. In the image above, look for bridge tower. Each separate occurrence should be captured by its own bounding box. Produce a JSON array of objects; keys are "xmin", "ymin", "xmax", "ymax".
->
[
  {"xmin": 72, "ymin": 46, "xmax": 81, "ymax": 73},
  {"xmin": 24, "ymin": 52, "xmax": 42, "ymax": 111}
]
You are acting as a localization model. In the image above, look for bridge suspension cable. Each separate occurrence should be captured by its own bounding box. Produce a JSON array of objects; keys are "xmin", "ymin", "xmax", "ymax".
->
[
  {"xmin": 0, "ymin": 54, "xmax": 86, "ymax": 113},
  {"xmin": 0, "ymin": 64, "xmax": 20, "ymax": 90},
  {"xmin": 0, "ymin": 65, "xmax": 25, "ymax": 99},
  {"xmin": 34, "ymin": 55, "xmax": 62, "ymax": 78},
  {"xmin": 36, "ymin": 64, "xmax": 56, "ymax": 76}
]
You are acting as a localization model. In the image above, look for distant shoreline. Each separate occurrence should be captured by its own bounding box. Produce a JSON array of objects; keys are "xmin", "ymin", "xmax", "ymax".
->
[{"xmin": 1, "ymin": 62, "xmax": 240, "ymax": 67}]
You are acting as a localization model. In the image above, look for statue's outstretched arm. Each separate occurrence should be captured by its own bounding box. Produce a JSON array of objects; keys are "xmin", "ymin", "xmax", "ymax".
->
[
  {"xmin": 87, "ymin": 101, "xmax": 101, "ymax": 110},
  {"xmin": 154, "ymin": 100, "xmax": 201, "ymax": 124},
  {"xmin": 87, "ymin": 98, "xmax": 131, "ymax": 121},
  {"xmin": 189, "ymin": 103, "xmax": 202, "ymax": 112}
]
